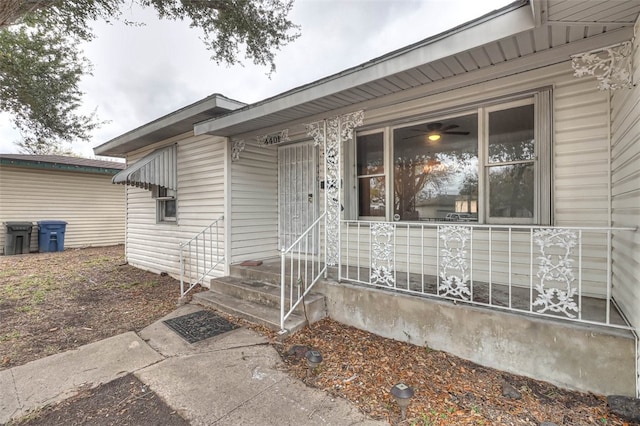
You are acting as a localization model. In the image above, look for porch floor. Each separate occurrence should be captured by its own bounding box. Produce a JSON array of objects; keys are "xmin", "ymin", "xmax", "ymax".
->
[{"xmin": 242, "ymin": 258, "xmax": 629, "ymax": 329}]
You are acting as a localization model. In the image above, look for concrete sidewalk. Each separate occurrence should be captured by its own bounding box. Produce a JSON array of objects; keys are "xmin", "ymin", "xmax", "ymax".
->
[{"xmin": 0, "ymin": 304, "xmax": 386, "ymax": 425}]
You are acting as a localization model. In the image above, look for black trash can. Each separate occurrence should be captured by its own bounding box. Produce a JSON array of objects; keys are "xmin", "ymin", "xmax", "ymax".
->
[
  {"xmin": 4, "ymin": 222, "xmax": 33, "ymax": 255},
  {"xmin": 37, "ymin": 220, "xmax": 67, "ymax": 253}
]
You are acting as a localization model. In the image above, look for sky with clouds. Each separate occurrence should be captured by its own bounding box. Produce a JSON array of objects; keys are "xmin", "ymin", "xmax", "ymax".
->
[{"xmin": 0, "ymin": 0, "xmax": 512, "ymax": 158}]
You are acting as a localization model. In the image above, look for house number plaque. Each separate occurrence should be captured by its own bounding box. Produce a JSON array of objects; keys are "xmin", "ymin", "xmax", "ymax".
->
[{"xmin": 257, "ymin": 129, "xmax": 290, "ymax": 146}]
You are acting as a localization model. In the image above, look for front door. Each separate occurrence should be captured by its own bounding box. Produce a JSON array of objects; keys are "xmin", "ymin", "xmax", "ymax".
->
[{"xmin": 278, "ymin": 142, "xmax": 319, "ymax": 252}]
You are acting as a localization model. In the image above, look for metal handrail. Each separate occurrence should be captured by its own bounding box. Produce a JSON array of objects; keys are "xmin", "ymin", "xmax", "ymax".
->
[
  {"xmin": 280, "ymin": 212, "xmax": 327, "ymax": 332},
  {"xmin": 340, "ymin": 219, "xmax": 637, "ymax": 330},
  {"xmin": 179, "ymin": 215, "xmax": 224, "ymax": 298}
]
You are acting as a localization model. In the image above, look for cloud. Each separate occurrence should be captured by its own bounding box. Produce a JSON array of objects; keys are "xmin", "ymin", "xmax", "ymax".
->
[{"xmin": 0, "ymin": 0, "xmax": 512, "ymax": 157}]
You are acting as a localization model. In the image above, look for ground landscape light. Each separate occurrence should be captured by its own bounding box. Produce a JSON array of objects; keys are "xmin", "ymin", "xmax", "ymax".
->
[
  {"xmin": 305, "ymin": 350, "xmax": 323, "ymax": 378},
  {"xmin": 390, "ymin": 382, "xmax": 414, "ymax": 420}
]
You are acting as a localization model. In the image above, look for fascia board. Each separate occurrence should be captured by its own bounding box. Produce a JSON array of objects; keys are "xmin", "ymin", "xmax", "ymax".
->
[
  {"xmin": 94, "ymin": 95, "xmax": 246, "ymax": 156},
  {"xmin": 194, "ymin": 5, "xmax": 535, "ymax": 136}
]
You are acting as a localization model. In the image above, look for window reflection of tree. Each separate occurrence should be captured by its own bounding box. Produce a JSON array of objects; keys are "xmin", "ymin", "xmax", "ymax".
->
[
  {"xmin": 393, "ymin": 114, "xmax": 478, "ymax": 221},
  {"xmin": 394, "ymin": 155, "xmax": 450, "ymax": 219},
  {"xmin": 489, "ymin": 164, "xmax": 534, "ymax": 217}
]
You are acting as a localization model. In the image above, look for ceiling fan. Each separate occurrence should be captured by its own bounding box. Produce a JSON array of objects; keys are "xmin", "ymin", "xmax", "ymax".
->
[{"xmin": 406, "ymin": 122, "xmax": 470, "ymax": 141}]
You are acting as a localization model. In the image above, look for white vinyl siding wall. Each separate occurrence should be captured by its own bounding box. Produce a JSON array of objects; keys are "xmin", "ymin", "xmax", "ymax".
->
[
  {"xmin": 229, "ymin": 138, "xmax": 279, "ymax": 263},
  {"xmin": 554, "ymin": 77, "xmax": 610, "ymax": 227},
  {"xmin": 123, "ymin": 133, "xmax": 226, "ymax": 281},
  {"xmin": 610, "ymin": 18, "xmax": 640, "ymax": 331},
  {"xmin": 0, "ymin": 166, "xmax": 124, "ymax": 253}
]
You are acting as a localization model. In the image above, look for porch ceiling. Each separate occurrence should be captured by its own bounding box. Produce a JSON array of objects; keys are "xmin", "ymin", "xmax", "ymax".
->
[{"xmin": 194, "ymin": 0, "xmax": 640, "ymax": 139}]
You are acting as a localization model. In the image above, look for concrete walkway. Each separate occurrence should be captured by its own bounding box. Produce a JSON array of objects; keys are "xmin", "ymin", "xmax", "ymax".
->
[{"xmin": 0, "ymin": 304, "xmax": 386, "ymax": 425}]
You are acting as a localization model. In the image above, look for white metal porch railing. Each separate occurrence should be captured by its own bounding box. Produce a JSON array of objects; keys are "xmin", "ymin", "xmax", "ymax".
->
[
  {"xmin": 280, "ymin": 212, "xmax": 327, "ymax": 331},
  {"xmin": 340, "ymin": 220, "xmax": 636, "ymax": 330},
  {"xmin": 179, "ymin": 216, "xmax": 224, "ymax": 298}
]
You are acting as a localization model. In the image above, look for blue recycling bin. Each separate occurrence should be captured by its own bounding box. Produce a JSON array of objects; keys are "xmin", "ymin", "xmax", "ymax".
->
[{"xmin": 38, "ymin": 220, "xmax": 67, "ymax": 253}]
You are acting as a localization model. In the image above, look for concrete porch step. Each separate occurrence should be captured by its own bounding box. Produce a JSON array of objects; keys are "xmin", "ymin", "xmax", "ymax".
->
[
  {"xmin": 229, "ymin": 260, "xmax": 284, "ymax": 285},
  {"xmin": 193, "ymin": 271, "xmax": 327, "ymax": 334},
  {"xmin": 209, "ymin": 276, "xmax": 325, "ymax": 323},
  {"xmin": 193, "ymin": 290, "xmax": 307, "ymax": 333}
]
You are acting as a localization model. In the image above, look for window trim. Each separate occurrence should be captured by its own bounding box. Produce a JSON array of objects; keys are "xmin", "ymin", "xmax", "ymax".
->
[{"xmin": 152, "ymin": 185, "xmax": 177, "ymax": 223}]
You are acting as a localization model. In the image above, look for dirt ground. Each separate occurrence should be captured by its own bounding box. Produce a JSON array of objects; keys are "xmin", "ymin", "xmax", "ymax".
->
[
  {"xmin": 8, "ymin": 374, "xmax": 189, "ymax": 426},
  {"xmin": 0, "ymin": 245, "xmax": 183, "ymax": 369},
  {"xmin": 1, "ymin": 246, "xmax": 635, "ymax": 425},
  {"xmin": 281, "ymin": 320, "xmax": 635, "ymax": 425}
]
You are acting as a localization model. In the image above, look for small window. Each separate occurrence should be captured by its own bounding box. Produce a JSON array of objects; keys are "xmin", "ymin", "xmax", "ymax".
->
[{"xmin": 153, "ymin": 186, "xmax": 177, "ymax": 222}]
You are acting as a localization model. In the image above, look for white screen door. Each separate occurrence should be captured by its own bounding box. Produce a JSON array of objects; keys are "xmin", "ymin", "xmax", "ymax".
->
[{"xmin": 278, "ymin": 142, "xmax": 319, "ymax": 252}]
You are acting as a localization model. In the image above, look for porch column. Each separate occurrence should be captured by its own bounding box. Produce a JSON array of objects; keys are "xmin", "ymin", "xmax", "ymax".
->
[{"xmin": 306, "ymin": 110, "xmax": 364, "ymax": 266}]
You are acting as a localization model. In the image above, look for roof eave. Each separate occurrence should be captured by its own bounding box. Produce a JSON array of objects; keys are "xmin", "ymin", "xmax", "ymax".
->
[
  {"xmin": 194, "ymin": 1, "xmax": 534, "ymax": 137},
  {"xmin": 94, "ymin": 94, "xmax": 246, "ymax": 157},
  {"xmin": 0, "ymin": 158, "xmax": 124, "ymax": 174}
]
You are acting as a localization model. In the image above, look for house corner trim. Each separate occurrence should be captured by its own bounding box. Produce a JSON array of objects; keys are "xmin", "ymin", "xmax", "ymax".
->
[{"xmin": 571, "ymin": 41, "xmax": 635, "ymax": 91}]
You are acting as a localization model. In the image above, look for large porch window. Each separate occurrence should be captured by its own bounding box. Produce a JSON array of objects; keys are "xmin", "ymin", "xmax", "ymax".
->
[{"xmin": 355, "ymin": 94, "xmax": 550, "ymax": 225}]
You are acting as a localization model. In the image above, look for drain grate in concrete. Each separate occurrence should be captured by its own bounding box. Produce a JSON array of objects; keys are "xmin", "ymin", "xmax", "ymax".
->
[{"xmin": 163, "ymin": 310, "xmax": 239, "ymax": 344}]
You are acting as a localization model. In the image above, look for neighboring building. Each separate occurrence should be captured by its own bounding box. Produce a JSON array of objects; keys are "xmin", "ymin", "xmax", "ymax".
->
[
  {"xmin": 0, "ymin": 154, "xmax": 126, "ymax": 254},
  {"xmin": 95, "ymin": 1, "xmax": 640, "ymax": 398}
]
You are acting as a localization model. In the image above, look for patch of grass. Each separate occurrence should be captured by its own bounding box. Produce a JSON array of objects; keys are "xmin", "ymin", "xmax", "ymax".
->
[
  {"xmin": 24, "ymin": 275, "xmax": 59, "ymax": 291},
  {"xmin": 119, "ymin": 281, "xmax": 140, "ymax": 289},
  {"xmin": 2, "ymin": 284, "xmax": 20, "ymax": 299},
  {"xmin": 2, "ymin": 275, "xmax": 59, "ymax": 300},
  {"xmin": 0, "ymin": 269, "xmax": 18, "ymax": 278},
  {"xmin": 117, "ymin": 280, "xmax": 159, "ymax": 290},
  {"xmin": 43, "ymin": 345, "xmax": 60, "ymax": 356},
  {"xmin": 1, "ymin": 331, "xmax": 21, "ymax": 342},
  {"xmin": 31, "ymin": 290, "xmax": 46, "ymax": 304},
  {"xmin": 82, "ymin": 256, "xmax": 112, "ymax": 266},
  {"xmin": 2, "ymin": 272, "xmax": 63, "ymax": 316},
  {"xmin": 410, "ymin": 412, "xmax": 438, "ymax": 426}
]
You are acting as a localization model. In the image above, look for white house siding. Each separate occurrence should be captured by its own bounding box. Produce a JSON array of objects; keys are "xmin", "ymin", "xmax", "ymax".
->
[
  {"xmin": 325, "ymin": 62, "xmax": 612, "ymax": 296},
  {"xmin": 553, "ymin": 72, "xmax": 612, "ymax": 297},
  {"xmin": 610, "ymin": 18, "xmax": 640, "ymax": 331},
  {"xmin": 229, "ymin": 138, "xmax": 279, "ymax": 263},
  {"xmin": 0, "ymin": 166, "xmax": 124, "ymax": 254},
  {"xmin": 554, "ymin": 77, "xmax": 610, "ymax": 227},
  {"xmin": 123, "ymin": 133, "xmax": 227, "ymax": 282}
]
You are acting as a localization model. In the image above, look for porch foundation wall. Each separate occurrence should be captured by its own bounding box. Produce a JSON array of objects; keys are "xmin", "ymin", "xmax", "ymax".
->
[{"xmin": 316, "ymin": 280, "xmax": 636, "ymax": 397}]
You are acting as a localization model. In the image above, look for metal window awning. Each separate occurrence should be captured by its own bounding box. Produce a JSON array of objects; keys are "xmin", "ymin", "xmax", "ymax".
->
[{"xmin": 112, "ymin": 145, "xmax": 177, "ymax": 190}]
